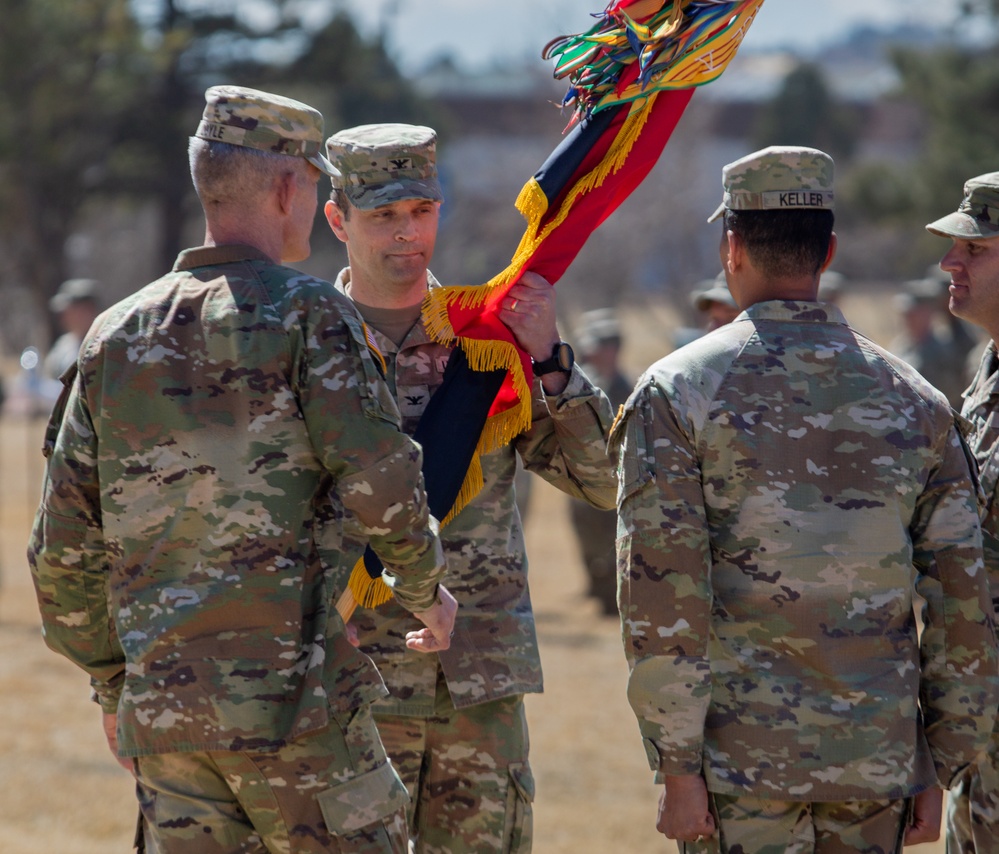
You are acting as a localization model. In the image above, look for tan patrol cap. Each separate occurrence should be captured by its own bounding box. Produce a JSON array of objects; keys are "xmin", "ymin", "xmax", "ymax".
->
[
  {"xmin": 708, "ymin": 146, "xmax": 835, "ymax": 223},
  {"xmin": 195, "ymin": 85, "xmax": 339, "ymax": 178}
]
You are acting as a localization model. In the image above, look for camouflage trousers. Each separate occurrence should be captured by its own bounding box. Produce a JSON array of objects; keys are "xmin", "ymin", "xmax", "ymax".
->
[
  {"xmin": 374, "ymin": 673, "xmax": 534, "ymax": 854},
  {"xmin": 133, "ymin": 705, "xmax": 409, "ymax": 854},
  {"xmin": 946, "ymin": 724, "xmax": 999, "ymax": 853},
  {"xmin": 679, "ymin": 793, "xmax": 910, "ymax": 854}
]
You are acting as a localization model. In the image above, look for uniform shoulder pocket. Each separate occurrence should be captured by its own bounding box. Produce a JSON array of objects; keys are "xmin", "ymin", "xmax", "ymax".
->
[{"xmin": 609, "ymin": 383, "xmax": 656, "ymax": 507}]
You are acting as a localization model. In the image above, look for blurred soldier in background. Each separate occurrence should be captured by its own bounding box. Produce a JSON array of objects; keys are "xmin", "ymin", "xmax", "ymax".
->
[
  {"xmin": 890, "ymin": 276, "xmax": 968, "ymax": 408},
  {"xmin": 44, "ymin": 278, "xmax": 100, "ymax": 381},
  {"xmin": 6, "ymin": 278, "xmax": 101, "ymax": 416},
  {"xmin": 692, "ymin": 272, "xmax": 740, "ymax": 332},
  {"xmin": 569, "ymin": 308, "xmax": 633, "ymax": 615},
  {"xmin": 926, "ymin": 169, "xmax": 999, "ymax": 854},
  {"xmin": 673, "ymin": 272, "xmax": 740, "ymax": 350},
  {"xmin": 817, "ymin": 269, "xmax": 845, "ymax": 306}
]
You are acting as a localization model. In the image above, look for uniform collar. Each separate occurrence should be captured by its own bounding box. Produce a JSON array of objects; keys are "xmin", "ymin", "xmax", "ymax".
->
[
  {"xmin": 333, "ymin": 268, "xmax": 443, "ymax": 352},
  {"xmin": 964, "ymin": 340, "xmax": 999, "ymax": 407},
  {"xmin": 173, "ymin": 244, "xmax": 273, "ymax": 271},
  {"xmin": 738, "ymin": 299, "xmax": 849, "ymax": 326}
]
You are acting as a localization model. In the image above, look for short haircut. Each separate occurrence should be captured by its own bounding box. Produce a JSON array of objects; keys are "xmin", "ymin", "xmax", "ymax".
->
[
  {"xmin": 330, "ymin": 187, "xmax": 352, "ymax": 220},
  {"xmin": 723, "ymin": 209, "xmax": 834, "ymax": 280},
  {"xmin": 188, "ymin": 138, "xmax": 300, "ymax": 206}
]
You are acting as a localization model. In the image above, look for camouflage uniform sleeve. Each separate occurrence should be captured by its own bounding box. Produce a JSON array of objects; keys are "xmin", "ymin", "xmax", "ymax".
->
[
  {"xmin": 514, "ymin": 364, "xmax": 617, "ymax": 510},
  {"xmin": 911, "ymin": 421, "xmax": 999, "ymax": 788},
  {"xmin": 300, "ymin": 307, "xmax": 444, "ymax": 611},
  {"xmin": 28, "ymin": 367, "xmax": 126, "ymax": 713},
  {"xmin": 610, "ymin": 377, "xmax": 712, "ymax": 777}
]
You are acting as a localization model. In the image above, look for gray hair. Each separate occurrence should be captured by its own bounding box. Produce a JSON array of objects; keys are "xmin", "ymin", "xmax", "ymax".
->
[{"xmin": 189, "ymin": 137, "xmax": 302, "ymax": 206}]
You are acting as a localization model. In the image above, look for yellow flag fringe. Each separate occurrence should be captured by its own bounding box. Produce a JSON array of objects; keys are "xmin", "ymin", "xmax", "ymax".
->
[{"xmin": 338, "ymin": 552, "xmax": 395, "ymax": 622}]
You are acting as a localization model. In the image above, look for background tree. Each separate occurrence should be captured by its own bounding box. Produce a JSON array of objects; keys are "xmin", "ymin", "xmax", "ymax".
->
[
  {"xmin": 834, "ymin": 2, "xmax": 999, "ymax": 275},
  {"xmin": 0, "ymin": 0, "xmax": 438, "ymax": 343},
  {"xmin": 752, "ymin": 62, "xmax": 859, "ymax": 163},
  {"xmin": 270, "ymin": 11, "xmax": 448, "ymax": 132},
  {"xmin": 960, "ymin": 0, "xmax": 999, "ymax": 17},
  {"xmin": 125, "ymin": 1, "xmax": 444, "ymax": 273},
  {"xmin": 124, "ymin": 0, "xmax": 309, "ymax": 273},
  {"xmin": 0, "ymin": 0, "xmax": 150, "ymax": 313}
]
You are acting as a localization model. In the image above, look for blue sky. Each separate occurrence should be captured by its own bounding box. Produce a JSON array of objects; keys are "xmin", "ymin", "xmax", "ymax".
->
[{"xmin": 326, "ymin": 0, "xmax": 971, "ymax": 73}]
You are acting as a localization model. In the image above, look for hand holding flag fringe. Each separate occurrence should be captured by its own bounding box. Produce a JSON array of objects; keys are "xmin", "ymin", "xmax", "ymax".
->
[{"xmin": 337, "ymin": 0, "xmax": 765, "ymax": 622}]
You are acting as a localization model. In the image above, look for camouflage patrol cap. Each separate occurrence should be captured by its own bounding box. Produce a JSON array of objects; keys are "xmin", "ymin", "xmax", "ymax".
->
[
  {"xmin": 576, "ymin": 308, "xmax": 621, "ymax": 351},
  {"xmin": 195, "ymin": 85, "xmax": 339, "ymax": 177},
  {"xmin": 49, "ymin": 278, "xmax": 98, "ymax": 313},
  {"xmin": 925, "ymin": 172, "xmax": 999, "ymax": 240},
  {"xmin": 692, "ymin": 272, "xmax": 737, "ymax": 311},
  {"xmin": 894, "ymin": 276, "xmax": 946, "ymax": 313},
  {"xmin": 325, "ymin": 123, "xmax": 443, "ymax": 210},
  {"xmin": 708, "ymin": 146, "xmax": 835, "ymax": 223}
]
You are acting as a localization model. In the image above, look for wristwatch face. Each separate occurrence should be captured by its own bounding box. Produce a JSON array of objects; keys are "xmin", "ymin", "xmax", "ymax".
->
[
  {"xmin": 555, "ymin": 341, "xmax": 574, "ymax": 371},
  {"xmin": 534, "ymin": 341, "xmax": 574, "ymax": 375}
]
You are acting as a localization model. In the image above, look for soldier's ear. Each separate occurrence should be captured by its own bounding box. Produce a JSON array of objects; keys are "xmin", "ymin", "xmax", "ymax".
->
[
  {"xmin": 723, "ymin": 229, "xmax": 744, "ymax": 273},
  {"xmin": 821, "ymin": 232, "xmax": 838, "ymax": 271},
  {"xmin": 274, "ymin": 170, "xmax": 298, "ymax": 216},
  {"xmin": 325, "ymin": 200, "xmax": 348, "ymax": 244}
]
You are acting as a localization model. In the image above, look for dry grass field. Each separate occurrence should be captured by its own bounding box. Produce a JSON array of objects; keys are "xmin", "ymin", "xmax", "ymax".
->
[{"xmin": 0, "ymin": 290, "xmax": 953, "ymax": 853}]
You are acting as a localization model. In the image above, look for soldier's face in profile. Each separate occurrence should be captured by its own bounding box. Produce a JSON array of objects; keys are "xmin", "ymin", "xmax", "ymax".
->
[{"xmin": 941, "ymin": 236, "xmax": 999, "ymax": 332}]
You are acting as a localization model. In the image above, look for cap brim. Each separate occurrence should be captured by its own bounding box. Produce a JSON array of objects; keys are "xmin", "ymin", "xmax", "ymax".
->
[
  {"xmin": 926, "ymin": 212, "xmax": 999, "ymax": 240},
  {"xmin": 707, "ymin": 202, "xmax": 726, "ymax": 223},
  {"xmin": 308, "ymin": 152, "xmax": 341, "ymax": 179},
  {"xmin": 692, "ymin": 288, "xmax": 736, "ymax": 310},
  {"xmin": 344, "ymin": 178, "xmax": 444, "ymax": 211}
]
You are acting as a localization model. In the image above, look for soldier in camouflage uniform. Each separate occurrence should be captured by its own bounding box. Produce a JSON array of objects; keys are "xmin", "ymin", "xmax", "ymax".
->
[
  {"xmin": 926, "ymin": 171, "xmax": 999, "ymax": 854},
  {"xmin": 610, "ymin": 146, "xmax": 999, "ymax": 853},
  {"xmin": 28, "ymin": 86, "xmax": 459, "ymax": 854},
  {"xmin": 569, "ymin": 308, "xmax": 633, "ymax": 615},
  {"xmin": 322, "ymin": 123, "xmax": 616, "ymax": 853}
]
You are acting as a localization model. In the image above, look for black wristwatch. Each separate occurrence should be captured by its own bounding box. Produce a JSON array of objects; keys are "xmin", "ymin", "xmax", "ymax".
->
[{"xmin": 533, "ymin": 341, "xmax": 574, "ymax": 376}]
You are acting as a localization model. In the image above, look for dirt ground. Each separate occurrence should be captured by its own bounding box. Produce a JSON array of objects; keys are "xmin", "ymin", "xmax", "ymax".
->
[{"xmin": 0, "ymin": 290, "xmax": 952, "ymax": 853}]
